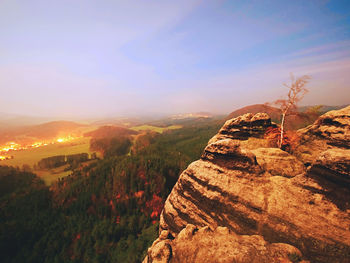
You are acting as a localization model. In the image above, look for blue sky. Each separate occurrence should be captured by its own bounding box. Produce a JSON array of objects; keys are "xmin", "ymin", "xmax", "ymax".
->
[{"xmin": 0, "ymin": 0, "xmax": 349, "ymax": 118}]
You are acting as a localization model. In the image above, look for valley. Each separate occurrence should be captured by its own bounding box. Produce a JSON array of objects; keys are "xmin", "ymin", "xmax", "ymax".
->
[
  {"xmin": 2, "ymin": 2, "xmax": 349, "ymax": 262},
  {"xmin": 0, "ymin": 114, "xmax": 222, "ymax": 263},
  {"xmin": 0, "ymin": 105, "xmax": 348, "ymax": 263},
  {"xmin": 0, "ymin": 121, "xmax": 193, "ymax": 186}
]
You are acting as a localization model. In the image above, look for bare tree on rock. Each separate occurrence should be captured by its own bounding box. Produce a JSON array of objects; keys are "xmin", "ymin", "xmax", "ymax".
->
[{"xmin": 274, "ymin": 74, "xmax": 310, "ymax": 148}]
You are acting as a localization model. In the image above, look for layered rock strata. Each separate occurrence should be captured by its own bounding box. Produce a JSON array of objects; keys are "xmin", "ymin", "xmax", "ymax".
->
[
  {"xmin": 296, "ymin": 105, "xmax": 350, "ymax": 208},
  {"xmin": 157, "ymin": 109, "xmax": 350, "ymax": 263},
  {"xmin": 295, "ymin": 105, "xmax": 350, "ymax": 165},
  {"xmin": 208, "ymin": 112, "xmax": 277, "ymax": 143},
  {"xmin": 144, "ymin": 224, "xmax": 305, "ymax": 263}
]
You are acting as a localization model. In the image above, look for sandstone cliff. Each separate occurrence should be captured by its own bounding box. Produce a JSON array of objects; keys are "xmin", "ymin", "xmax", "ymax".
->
[
  {"xmin": 146, "ymin": 106, "xmax": 350, "ymax": 263},
  {"xmin": 144, "ymin": 225, "xmax": 304, "ymax": 263}
]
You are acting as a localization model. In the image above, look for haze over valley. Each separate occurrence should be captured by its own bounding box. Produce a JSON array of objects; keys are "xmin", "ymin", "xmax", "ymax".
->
[{"xmin": 0, "ymin": 1, "xmax": 349, "ymax": 263}]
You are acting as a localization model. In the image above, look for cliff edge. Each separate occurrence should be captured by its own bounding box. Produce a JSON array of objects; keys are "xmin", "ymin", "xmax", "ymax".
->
[{"xmin": 145, "ymin": 106, "xmax": 350, "ymax": 263}]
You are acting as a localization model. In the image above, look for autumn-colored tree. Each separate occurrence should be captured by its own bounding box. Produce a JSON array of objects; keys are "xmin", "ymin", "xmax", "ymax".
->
[
  {"xmin": 273, "ymin": 74, "xmax": 310, "ymax": 148},
  {"xmin": 264, "ymin": 127, "xmax": 300, "ymax": 153}
]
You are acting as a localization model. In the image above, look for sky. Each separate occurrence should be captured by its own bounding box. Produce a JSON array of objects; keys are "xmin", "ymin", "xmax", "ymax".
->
[{"xmin": 0, "ymin": 0, "xmax": 349, "ymax": 118}]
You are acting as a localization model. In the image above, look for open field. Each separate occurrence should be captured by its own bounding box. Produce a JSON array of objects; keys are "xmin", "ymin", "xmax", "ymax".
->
[
  {"xmin": 131, "ymin": 124, "xmax": 182, "ymax": 133},
  {"xmin": 35, "ymin": 165, "xmax": 72, "ymax": 185},
  {"xmin": 34, "ymin": 160, "xmax": 98, "ymax": 186},
  {"xmin": 0, "ymin": 137, "xmax": 92, "ymax": 168}
]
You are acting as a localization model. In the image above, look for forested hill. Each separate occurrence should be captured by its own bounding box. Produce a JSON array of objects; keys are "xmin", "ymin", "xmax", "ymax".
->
[{"xmin": 0, "ymin": 120, "xmax": 222, "ymax": 263}]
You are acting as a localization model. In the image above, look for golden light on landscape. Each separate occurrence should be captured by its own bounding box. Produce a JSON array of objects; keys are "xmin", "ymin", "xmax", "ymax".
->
[
  {"xmin": 0, "ymin": 135, "xmax": 80, "ymax": 161},
  {"xmin": 0, "ymin": 142, "xmax": 22, "ymax": 153},
  {"xmin": 31, "ymin": 142, "xmax": 48, "ymax": 148},
  {"xmin": 56, "ymin": 136, "xmax": 78, "ymax": 143},
  {"xmin": 0, "ymin": 1, "xmax": 349, "ymax": 262}
]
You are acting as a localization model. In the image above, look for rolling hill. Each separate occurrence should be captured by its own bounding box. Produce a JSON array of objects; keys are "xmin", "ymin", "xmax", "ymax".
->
[
  {"xmin": 84, "ymin": 125, "xmax": 138, "ymax": 138},
  {"xmin": 0, "ymin": 121, "xmax": 87, "ymax": 145}
]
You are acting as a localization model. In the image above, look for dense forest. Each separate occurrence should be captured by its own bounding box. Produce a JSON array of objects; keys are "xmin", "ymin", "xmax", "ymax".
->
[{"xmin": 0, "ymin": 120, "xmax": 222, "ymax": 263}]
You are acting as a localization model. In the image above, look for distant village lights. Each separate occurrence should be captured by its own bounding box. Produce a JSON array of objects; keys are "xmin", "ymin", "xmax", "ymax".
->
[
  {"xmin": 56, "ymin": 136, "xmax": 75, "ymax": 143},
  {"xmin": 0, "ymin": 135, "xmax": 80, "ymax": 161}
]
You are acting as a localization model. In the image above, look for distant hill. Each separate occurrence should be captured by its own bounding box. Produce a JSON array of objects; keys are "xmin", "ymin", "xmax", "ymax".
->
[
  {"xmin": 24, "ymin": 121, "xmax": 85, "ymax": 137},
  {"xmin": 148, "ymin": 113, "xmax": 222, "ymax": 128},
  {"xmin": 0, "ymin": 112, "xmax": 52, "ymax": 131},
  {"xmin": 0, "ymin": 121, "xmax": 86, "ymax": 145},
  {"xmin": 298, "ymin": 104, "xmax": 349, "ymax": 114},
  {"xmin": 90, "ymin": 117, "xmax": 144, "ymax": 128},
  {"xmin": 84, "ymin": 125, "xmax": 138, "ymax": 139},
  {"xmin": 170, "ymin": 112, "xmax": 213, "ymax": 120}
]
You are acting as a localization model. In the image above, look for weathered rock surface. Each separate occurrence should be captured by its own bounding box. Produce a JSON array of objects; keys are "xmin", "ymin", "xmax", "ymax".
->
[
  {"xmin": 304, "ymin": 148, "xmax": 350, "ymax": 212},
  {"xmin": 297, "ymin": 105, "xmax": 350, "ymax": 207},
  {"xmin": 252, "ymin": 148, "xmax": 305, "ymax": 178},
  {"xmin": 144, "ymin": 224, "xmax": 305, "ymax": 263},
  {"xmin": 209, "ymin": 112, "xmax": 277, "ymax": 144},
  {"xmin": 156, "ymin": 109, "xmax": 350, "ymax": 263},
  {"xmin": 295, "ymin": 105, "xmax": 350, "ymax": 165},
  {"xmin": 201, "ymin": 139, "xmax": 262, "ymax": 173},
  {"xmin": 308, "ymin": 148, "xmax": 350, "ymax": 186}
]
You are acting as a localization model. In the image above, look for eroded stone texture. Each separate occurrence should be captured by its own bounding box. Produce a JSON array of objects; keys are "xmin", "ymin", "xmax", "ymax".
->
[
  {"xmin": 308, "ymin": 148, "xmax": 350, "ymax": 186},
  {"xmin": 209, "ymin": 112, "xmax": 277, "ymax": 144},
  {"xmin": 297, "ymin": 106, "xmax": 350, "ymax": 209},
  {"xmin": 295, "ymin": 105, "xmax": 350, "ymax": 165},
  {"xmin": 252, "ymin": 148, "xmax": 306, "ymax": 178},
  {"xmin": 157, "ymin": 108, "xmax": 350, "ymax": 262},
  {"xmin": 202, "ymin": 139, "xmax": 262, "ymax": 173},
  {"xmin": 144, "ymin": 225, "xmax": 305, "ymax": 263}
]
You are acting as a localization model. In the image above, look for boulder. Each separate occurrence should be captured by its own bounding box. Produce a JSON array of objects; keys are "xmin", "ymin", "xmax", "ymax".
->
[
  {"xmin": 209, "ymin": 112, "xmax": 277, "ymax": 144},
  {"xmin": 295, "ymin": 105, "xmax": 350, "ymax": 165},
  {"xmin": 144, "ymin": 225, "xmax": 305, "ymax": 263},
  {"xmin": 308, "ymin": 148, "xmax": 350, "ymax": 187}
]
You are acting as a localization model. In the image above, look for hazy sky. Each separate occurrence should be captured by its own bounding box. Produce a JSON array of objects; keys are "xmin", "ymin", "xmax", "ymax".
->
[{"xmin": 1, "ymin": 0, "xmax": 349, "ymax": 118}]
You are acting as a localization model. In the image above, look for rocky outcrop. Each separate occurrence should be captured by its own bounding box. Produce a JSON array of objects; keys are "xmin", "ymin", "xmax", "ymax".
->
[
  {"xmin": 295, "ymin": 105, "xmax": 350, "ymax": 165},
  {"xmin": 201, "ymin": 139, "xmax": 262, "ymax": 173},
  {"xmin": 304, "ymin": 148, "xmax": 350, "ymax": 212},
  {"xmin": 296, "ymin": 106, "xmax": 350, "ymax": 208},
  {"xmin": 155, "ymin": 109, "xmax": 350, "ymax": 263},
  {"xmin": 226, "ymin": 104, "xmax": 323, "ymax": 130},
  {"xmin": 209, "ymin": 112, "xmax": 277, "ymax": 143},
  {"xmin": 144, "ymin": 224, "xmax": 305, "ymax": 263},
  {"xmin": 308, "ymin": 148, "xmax": 350, "ymax": 186}
]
